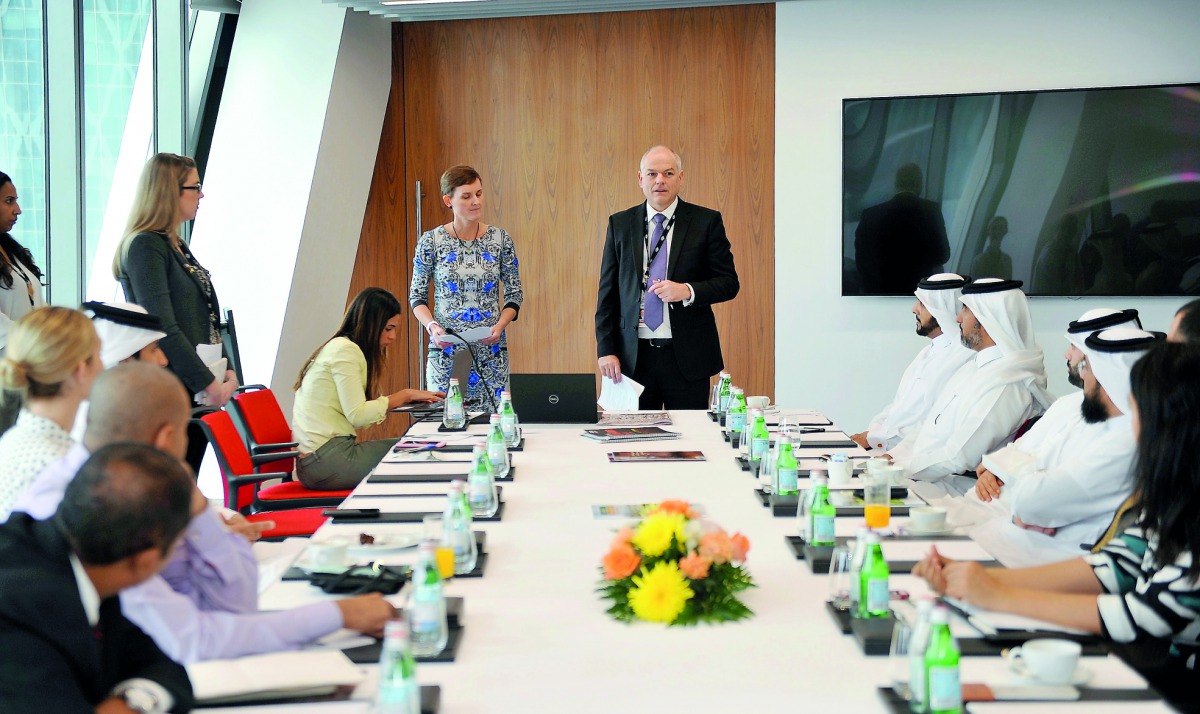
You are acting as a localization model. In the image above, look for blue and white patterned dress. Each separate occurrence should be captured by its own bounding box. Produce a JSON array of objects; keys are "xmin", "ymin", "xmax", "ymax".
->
[{"xmin": 409, "ymin": 225, "xmax": 523, "ymax": 408}]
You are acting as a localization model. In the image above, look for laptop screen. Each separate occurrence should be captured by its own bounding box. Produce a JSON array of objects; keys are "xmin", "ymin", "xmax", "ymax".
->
[{"xmin": 508, "ymin": 373, "xmax": 598, "ymax": 424}]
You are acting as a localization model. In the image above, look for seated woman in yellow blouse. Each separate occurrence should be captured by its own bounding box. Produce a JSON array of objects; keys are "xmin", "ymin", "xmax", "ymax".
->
[{"xmin": 292, "ymin": 288, "xmax": 442, "ymax": 490}]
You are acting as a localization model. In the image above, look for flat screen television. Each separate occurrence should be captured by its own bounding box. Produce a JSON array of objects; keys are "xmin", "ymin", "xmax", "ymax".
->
[{"xmin": 842, "ymin": 83, "xmax": 1200, "ymax": 297}]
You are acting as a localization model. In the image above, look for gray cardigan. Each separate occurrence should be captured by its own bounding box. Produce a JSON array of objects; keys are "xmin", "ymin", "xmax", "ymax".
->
[{"xmin": 117, "ymin": 231, "xmax": 223, "ymax": 394}]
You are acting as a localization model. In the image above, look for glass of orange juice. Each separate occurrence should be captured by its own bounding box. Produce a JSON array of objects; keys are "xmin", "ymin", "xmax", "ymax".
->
[
  {"xmin": 422, "ymin": 515, "xmax": 456, "ymax": 579},
  {"xmin": 863, "ymin": 474, "xmax": 891, "ymax": 529}
]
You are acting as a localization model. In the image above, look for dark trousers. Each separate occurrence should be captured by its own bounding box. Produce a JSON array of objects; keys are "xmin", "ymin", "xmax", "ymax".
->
[{"xmin": 634, "ymin": 339, "xmax": 710, "ymax": 410}]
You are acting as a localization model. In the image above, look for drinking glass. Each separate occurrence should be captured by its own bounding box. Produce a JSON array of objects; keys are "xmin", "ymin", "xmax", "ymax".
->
[
  {"xmin": 827, "ymin": 543, "xmax": 853, "ymax": 610},
  {"xmin": 422, "ymin": 515, "xmax": 456, "ymax": 579},
  {"xmin": 888, "ymin": 618, "xmax": 915, "ymax": 699},
  {"xmin": 863, "ymin": 472, "xmax": 891, "ymax": 529}
]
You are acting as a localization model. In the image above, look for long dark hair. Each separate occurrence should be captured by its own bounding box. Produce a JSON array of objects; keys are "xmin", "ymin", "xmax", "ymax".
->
[
  {"xmin": 1129, "ymin": 342, "xmax": 1200, "ymax": 577},
  {"xmin": 0, "ymin": 170, "xmax": 43, "ymax": 289},
  {"xmin": 294, "ymin": 287, "xmax": 402, "ymax": 397}
]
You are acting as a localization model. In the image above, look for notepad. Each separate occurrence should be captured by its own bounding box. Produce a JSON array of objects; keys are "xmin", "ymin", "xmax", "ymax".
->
[{"xmin": 187, "ymin": 650, "xmax": 364, "ymax": 705}]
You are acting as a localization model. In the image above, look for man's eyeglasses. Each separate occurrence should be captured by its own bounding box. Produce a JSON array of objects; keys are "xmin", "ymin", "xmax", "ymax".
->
[{"xmin": 180, "ymin": 184, "xmax": 202, "ymax": 193}]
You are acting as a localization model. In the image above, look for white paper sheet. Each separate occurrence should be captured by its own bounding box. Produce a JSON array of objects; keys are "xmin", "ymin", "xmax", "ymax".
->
[
  {"xmin": 880, "ymin": 539, "xmax": 993, "ymax": 562},
  {"xmin": 599, "ymin": 374, "xmax": 644, "ymax": 411}
]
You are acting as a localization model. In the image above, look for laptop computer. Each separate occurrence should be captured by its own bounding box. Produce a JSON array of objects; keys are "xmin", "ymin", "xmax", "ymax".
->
[{"xmin": 508, "ymin": 373, "xmax": 599, "ymax": 424}]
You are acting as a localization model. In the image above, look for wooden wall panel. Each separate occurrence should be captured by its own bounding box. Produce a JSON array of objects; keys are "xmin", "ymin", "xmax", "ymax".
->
[
  {"xmin": 352, "ymin": 5, "xmax": 774, "ymax": 438},
  {"xmin": 347, "ymin": 27, "xmax": 412, "ymax": 441}
]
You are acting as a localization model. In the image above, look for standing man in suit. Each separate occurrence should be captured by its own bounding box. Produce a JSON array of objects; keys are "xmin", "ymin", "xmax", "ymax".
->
[
  {"xmin": 595, "ymin": 146, "xmax": 740, "ymax": 409},
  {"xmin": 0, "ymin": 442, "xmax": 195, "ymax": 712}
]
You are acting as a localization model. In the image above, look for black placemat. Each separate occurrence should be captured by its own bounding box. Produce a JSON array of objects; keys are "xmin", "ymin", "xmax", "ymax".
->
[
  {"xmin": 851, "ymin": 612, "xmax": 896, "ymax": 655},
  {"xmin": 826, "ymin": 600, "xmax": 853, "ymax": 634},
  {"xmin": 343, "ymin": 625, "xmax": 464, "ymax": 664},
  {"xmin": 330, "ymin": 498, "xmax": 506, "ymax": 524},
  {"xmin": 370, "ymin": 466, "xmax": 515, "ymax": 484},
  {"xmin": 877, "ymin": 684, "xmax": 1157, "ymax": 713},
  {"xmin": 438, "ymin": 436, "xmax": 524, "ymax": 453},
  {"xmin": 772, "ymin": 496, "xmax": 915, "ymax": 518}
]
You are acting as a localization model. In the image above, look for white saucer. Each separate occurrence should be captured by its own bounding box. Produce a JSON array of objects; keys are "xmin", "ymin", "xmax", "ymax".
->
[
  {"xmin": 903, "ymin": 526, "xmax": 956, "ymax": 537},
  {"xmin": 1007, "ymin": 665, "xmax": 1093, "ymax": 687},
  {"xmin": 344, "ymin": 533, "xmax": 420, "ymax": 555}
]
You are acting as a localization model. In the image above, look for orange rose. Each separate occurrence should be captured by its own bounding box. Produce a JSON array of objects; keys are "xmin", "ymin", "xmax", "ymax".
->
[
  {"xmin": 698, "ymin": 530, "xmax": 734, "ymax": 564},
  {"xmin": 602, "ymin": 542, "xmax": 641, "ymax": 580},
  {"xmin": 730, "ymin": 532, "xmax": 751, "ymax": 562},
  {"xmin": 654, "ymin": 500, "xmax": 692, "ymax": 516},
  {"xmin": 678, "ymin": 551, "xmax": 712, "ymax": 580},
  {"xmin": 611, "ymin": 527, "xmax": 634, "ymax": 549}
]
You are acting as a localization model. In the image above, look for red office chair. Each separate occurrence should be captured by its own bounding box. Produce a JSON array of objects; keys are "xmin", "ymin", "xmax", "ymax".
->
[
  {"xmin": 229, "ymin": 387, "xmax": 351, "ymax": 511},
  {"xmin": 194, "ymin": 410, "xmax": 328, "ymax": 539}
]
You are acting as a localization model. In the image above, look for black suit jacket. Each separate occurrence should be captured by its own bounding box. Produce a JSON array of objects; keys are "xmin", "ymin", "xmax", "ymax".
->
[
  {"xmin": 854, "ymin": 193, "xmax": 950, "ymax": 294},
  {"xmin": 0, "ymin": 514, "xmax": 194, "ymax": 713},
  {"xmin": 118, "ymin": 231, "xmax": 223, "ymax": 394},
  {"xmin": 595, "ymin": 199, "xmax": 739, "ymax": 382}
]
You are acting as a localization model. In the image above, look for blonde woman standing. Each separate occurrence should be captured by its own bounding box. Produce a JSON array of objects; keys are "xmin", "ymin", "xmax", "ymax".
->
[
  {"xmin": 0, "ymin": 307, "xmax": 101, "ymax": 518},
  {"xmin": 113, "ymin": 153, "xmax": 237, "ymax": 408}
]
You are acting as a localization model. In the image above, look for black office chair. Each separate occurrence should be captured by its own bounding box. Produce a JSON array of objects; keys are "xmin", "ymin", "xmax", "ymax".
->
[{"xmin": 218, "ymin": 308, "xmax": 245, "ymax": 385}]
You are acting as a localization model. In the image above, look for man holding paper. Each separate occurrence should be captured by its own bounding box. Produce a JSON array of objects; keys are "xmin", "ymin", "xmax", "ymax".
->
[
  {"xmin": 595, "ymin": 146, "xmax": 739, "ymax": 409},
  {"xmin": 0, "ymin": 443, "xmax": 195, "ymax": 713}
]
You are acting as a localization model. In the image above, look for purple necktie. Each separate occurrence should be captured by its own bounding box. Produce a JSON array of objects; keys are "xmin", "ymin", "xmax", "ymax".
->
[{"xmin": 644, "ymin": 213, "xmax": 667, "ymax": 330}]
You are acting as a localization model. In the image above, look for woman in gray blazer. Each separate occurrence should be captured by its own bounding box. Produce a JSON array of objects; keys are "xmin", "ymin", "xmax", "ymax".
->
[{"xmin": 113, "ymin": 153, "xmax": 237, "ymax": 407}]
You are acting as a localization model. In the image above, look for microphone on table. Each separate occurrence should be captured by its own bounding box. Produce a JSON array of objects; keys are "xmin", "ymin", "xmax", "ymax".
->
[{"xmin": 441, "ymin": 325, "xmax": 500, "ymax": 415}]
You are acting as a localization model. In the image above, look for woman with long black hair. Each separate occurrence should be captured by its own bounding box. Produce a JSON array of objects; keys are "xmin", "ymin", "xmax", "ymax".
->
[
  {"xmin": 0, "ymin": 171, "xmax": 46, "ymax": 434},
  {"xmin": 292, "ymin": 287, "xmax": 442, "ymax": 490}
]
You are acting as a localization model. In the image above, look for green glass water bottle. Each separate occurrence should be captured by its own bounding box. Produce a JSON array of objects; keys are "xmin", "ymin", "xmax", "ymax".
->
[
  {"xmin": 858, "ymin": 530, "xmax": 890, "ymax": 618},
  {"xmin": 774, "ymin": 435, "xmax": 799, "ymax": 495},
  {"xmin": 924, "ymin": 608, "xmax": 962, "ymax": 714},
  {"xmin": 808, "ymin": 475, "xmax": 836, "ymax": 546}
]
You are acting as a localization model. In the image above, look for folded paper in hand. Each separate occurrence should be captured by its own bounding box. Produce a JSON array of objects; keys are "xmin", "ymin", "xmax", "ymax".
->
[{"xmin": 599, "ymin": 374, "xmax": 644, "ymax": 411}]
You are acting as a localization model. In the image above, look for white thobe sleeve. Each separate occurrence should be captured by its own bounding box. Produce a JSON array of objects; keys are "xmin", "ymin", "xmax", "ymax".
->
[{"xmin": 1004, "ymin": 434, "xmax": 1136, "ymax": 531}]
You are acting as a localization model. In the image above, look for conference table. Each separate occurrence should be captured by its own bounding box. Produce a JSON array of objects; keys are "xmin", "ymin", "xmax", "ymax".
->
[{"xmin": 220, "ymin": 410, "xmax": 1166, "ymax": 713}]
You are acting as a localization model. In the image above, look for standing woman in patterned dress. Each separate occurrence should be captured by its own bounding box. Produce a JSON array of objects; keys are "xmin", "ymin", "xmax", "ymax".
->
[{"xmin": 410, "ymin": 166, "xmax": 524, "ymax": 409}]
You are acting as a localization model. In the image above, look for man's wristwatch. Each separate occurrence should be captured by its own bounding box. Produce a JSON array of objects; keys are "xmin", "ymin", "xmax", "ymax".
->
[{"xmin": 122, "ymin": 687, "xmax": 161, "ymax": 714}]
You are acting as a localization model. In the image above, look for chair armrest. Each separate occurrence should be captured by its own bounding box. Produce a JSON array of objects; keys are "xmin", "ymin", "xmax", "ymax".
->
[
  {"xmin": 251, "ymin": 441, "xmax": 300, "ymax": 454},
  {"xmin": 250, "ymin": 450, "xmax": 300, "ymax": 467},
  {"xmin": 235, "ymin": 384, "xmax": 268, "ymax": 394}
]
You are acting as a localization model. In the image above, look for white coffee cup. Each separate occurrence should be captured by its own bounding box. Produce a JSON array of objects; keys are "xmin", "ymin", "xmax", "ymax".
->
[
  {"xmin": 827, "ymin": 458, "xmax": 853, "ymax": 485},
  {"xmin": 308, "ymin": 536, "xmax": 351, "ymax": 571},
  {"xmin": 746, "ymin": 395, "xmax": 770, "ymax": 410},
  {"xmin": 1004, "ymin": 638, "xmax": 1081, "ymax": 685},
  {"xmin": 908, "ymin": 506, "xmax": 947, "ymax": 532}
]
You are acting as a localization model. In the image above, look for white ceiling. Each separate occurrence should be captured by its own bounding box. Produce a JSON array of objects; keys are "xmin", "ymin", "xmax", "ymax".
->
[{"xmin": 323, "ymin": 0, "xmax": 792, "ymax": 23}]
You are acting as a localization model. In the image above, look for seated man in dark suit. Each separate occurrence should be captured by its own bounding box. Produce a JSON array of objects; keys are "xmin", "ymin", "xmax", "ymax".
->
[
  {"xmin": 855, "ymin": 163, "xmax": 950, "ymax": 294},
  {"xmin": 0, "ymin": 442, "xmax": 195, "ymax": 713}
]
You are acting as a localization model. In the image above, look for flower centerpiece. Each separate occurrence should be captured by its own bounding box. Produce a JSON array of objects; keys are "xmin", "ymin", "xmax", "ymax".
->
[{"xmin": 598, "ymin": 500, "xmax": 755, "ymax": 625}]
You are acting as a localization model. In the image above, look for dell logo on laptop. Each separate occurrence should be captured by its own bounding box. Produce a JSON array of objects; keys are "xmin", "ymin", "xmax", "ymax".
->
[{"xmin": 548, "ymin": 394, "xmax": 560, "ymax": 404}]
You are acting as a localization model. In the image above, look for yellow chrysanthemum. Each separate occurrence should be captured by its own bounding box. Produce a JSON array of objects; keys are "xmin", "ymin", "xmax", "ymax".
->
[
  {"xmin": 628, "ymin": 561, "xmax": 694, "ymax": 623},
  {"xmin": 632, "ymin": 512, "xmax": 687, "ymax": 557}
]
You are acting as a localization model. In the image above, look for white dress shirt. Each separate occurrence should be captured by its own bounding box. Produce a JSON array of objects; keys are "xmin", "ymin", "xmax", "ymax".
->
[
  {"xmin": 891, "ymin": 345, "xmax": 1043, "ymax": 496},
  {"xmin": 637, "ymin": 199, "xmax": 695, "ymax": 339},
  {"xmin": 866, "ymin": 332, "xmax": 973, "ymax": 451}
]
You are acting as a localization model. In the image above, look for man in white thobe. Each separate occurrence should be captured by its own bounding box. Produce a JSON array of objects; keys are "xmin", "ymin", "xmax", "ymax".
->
[
  {"xmin": 851, "ymin": 274, "xmax": 974, "ymax": 452},
  {"xmin": 970, "ymin": 312, "xmax": 1150, "ymax": 551},
  {"xmin": 887, "ymin": 278, "xmax": 1053, "ymax": 498}
]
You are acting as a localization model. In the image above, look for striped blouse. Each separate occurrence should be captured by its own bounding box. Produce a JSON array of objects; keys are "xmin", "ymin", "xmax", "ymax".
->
[{"xmin": 1088, "ymin": 525, "xmax": 1200, "ymax": 670}]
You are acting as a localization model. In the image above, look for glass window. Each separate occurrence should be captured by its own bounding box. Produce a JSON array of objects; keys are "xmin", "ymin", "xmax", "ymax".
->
[
  {"xmin": 82, "ymin": 0, "xmax": 154, "ymax": 300},
  {"xmin": 0, "ymin": 0, "xmax": 48, "ymax": 274}
]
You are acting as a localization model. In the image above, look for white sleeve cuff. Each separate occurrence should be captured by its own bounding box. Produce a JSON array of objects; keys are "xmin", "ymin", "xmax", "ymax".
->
[
  {"xmin": 110, "ymin": 678, "xmax": 174, "ymax": 714},
  {"xmin": 682, "ymin": 283, "xmax": 696, "ymax": 306}
]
